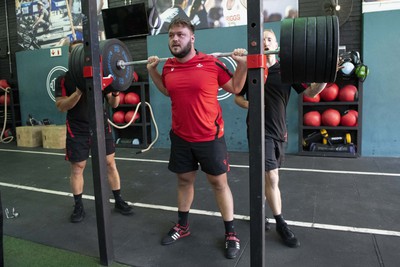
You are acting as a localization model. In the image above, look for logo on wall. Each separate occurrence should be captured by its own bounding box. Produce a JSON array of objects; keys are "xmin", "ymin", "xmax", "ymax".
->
[
  {"xmin": 47, "ymin": 66, "xmax": 67, "ymax": 102},
  {"xmin": 218, "ymin": 56, "xmax": 237, "ymax": 101}
]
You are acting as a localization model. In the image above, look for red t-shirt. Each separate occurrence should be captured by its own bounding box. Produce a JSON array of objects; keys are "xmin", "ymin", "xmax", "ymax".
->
[{"xmin": 162, "ymin": 52, "xmax": 233, "ymax": 142}]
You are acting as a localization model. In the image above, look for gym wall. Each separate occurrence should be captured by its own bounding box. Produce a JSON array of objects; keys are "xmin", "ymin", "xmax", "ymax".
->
[
  {"xmin": 15, "ymin": 47, "xmax": 69, "ymax": 125},
  {"xmin": 361, "ymin": 9, "xmax": 400, "ymax": 157}
]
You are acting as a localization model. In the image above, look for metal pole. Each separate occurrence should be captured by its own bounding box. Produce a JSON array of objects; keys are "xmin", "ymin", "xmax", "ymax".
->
[
  {"xmin": 247, "ymin": 0, "xmax": 266, "ymax": 266},
  {"xmin": 81, "ymin": 0, "xmax": 114, "ymax": 265},
  {"xmin": 117, "ymin": 49, "xmax": 280, "ymax": 68}
]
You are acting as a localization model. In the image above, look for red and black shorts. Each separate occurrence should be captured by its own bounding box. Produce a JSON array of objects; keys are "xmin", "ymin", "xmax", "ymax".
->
[
  {"xmin": 65, "ymin": 125, "xmax": 115, "ymax": 163},
  {"xmin": 168, "ymin": 130, "xmax": 230, "ymax": 176},
  {"xmin": 265, "ymin": 136, "xmax": 285, "ymax": 171}
]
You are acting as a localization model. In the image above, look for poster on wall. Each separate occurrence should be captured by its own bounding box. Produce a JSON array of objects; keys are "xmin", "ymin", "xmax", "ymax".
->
[
  {"xmin": 15, "ymin": 0, "xmax": 108, "ymax": 50},
  {"xmin": 363, "ymin": 0, "xmax": 400, "ymax": 13},
  {"xmin": 148, "ymin": 0, "xmax": 298, "ymax": 35}
]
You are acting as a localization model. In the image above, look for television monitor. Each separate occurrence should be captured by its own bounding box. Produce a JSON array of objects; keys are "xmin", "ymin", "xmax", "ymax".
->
[{"xmin": 102, "ymin": 3, "xmax": 149, "ymax": 39}]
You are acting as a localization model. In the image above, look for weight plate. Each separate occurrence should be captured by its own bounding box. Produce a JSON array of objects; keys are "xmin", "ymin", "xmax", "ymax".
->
[
  {"xmin": 330, "ymin": 16, "xmax": 340, "ymax": 82},
  {"xmin": 69, "ymin": 43, "xmax": 86, "ymax": 91},
  {"xmin": 280, "ymin": 18, "xmax": 294, "ymax": 83},
  {"xmin": 100, "ymin": 39, "xmax": 134, "ymax": 92},
  {"xmin": 325, "ymin": 16, "xmax": 334, "ymax": 82},
  {"xmin": 292, "ymin": 17, "xmax": 307, "ymax": 82},
  {"xmin": 315, "ymin": 16, "xmax": 327, "ymax": 82},
  {"xmin": 305, "ymin": 17, "xmax": 317, "ymax": 82},
  {"xmin": 77, "ymin": 44, "xmax": 86, "ymax": 90}
]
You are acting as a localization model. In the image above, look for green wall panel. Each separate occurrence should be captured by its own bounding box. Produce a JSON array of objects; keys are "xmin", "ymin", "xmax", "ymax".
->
[{"xmin": 362, "ymin": 10, "xmax": 400, "ymax": 157}]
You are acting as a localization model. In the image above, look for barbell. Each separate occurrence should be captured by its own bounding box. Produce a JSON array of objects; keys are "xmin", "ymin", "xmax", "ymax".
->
[{"xmin": 69, "ymin": 15, "xmax": 339, "ymax": 92}]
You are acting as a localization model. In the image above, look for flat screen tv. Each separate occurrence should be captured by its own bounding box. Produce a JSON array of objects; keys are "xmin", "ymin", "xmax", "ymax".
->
[{"xmin": 102, "ymin": 3, "xmax": 149, "ymax": 39}]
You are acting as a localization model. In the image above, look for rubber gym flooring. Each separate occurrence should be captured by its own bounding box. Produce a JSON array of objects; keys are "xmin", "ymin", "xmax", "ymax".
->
[{"xmin": 1, "ymin": 142, "xmax": 399, "ymax": 267}]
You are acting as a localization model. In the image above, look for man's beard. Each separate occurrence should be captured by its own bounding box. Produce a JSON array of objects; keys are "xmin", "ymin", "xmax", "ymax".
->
[{"xmin": 169, "ymin": 41, "xmax": 192, "ymax": 58}]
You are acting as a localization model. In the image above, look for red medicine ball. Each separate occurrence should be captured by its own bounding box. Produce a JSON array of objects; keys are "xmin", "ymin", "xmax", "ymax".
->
[
  {"xmin": 303, "ymin": 94, "xmax": 320, "ymax": 103},
  {"xmin": 338, "ymin": 85, "xmax": 358, "ymax": 102},
  {"xmin": 0, "ymin": 94, "xmax": 10, "ymax": 105},
  {"xmin": 347, "ymin": 109, "xmax": 358, "ymax": 119},
  {"xmin": 125, "ymin": 110, "xmax": 140, "ymax": 123},
  {"xmin": 303, "ymin": 111, "xmax": 321, "ymax": 126},
  {"xmin": 0, "ymin": 79, "xmax": 10, "ymax": 89},
  {"xmin": 118, "ymin": 92, "xmax": 126, "ymax": 105},
  {"xmin": 320, "ymin": 83, "xmax": 339, "ymax": 102},
  {"xmin": 321, "ymin": 108, "xmax": 341, "ymax": 126},
  {"xmin": 124, "ymin": 92, "xmax": 140, "ymax": 105},
  {"xmin": 341, "ymin": 113, "xmax": 357, "ymax": 127},
  {"xmin": 112, "ymin": 110, "xmax": 125, "ymax": 124}
]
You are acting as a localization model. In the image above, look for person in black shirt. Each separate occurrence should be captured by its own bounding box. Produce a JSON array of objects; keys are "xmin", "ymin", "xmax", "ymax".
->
[
  {"xmin": 235, "ymin": 29, "xmax": 327, "ymax": 248},
  {"xmin": 55, "ymin": 40, "xmax": 133, "ymax": 223}
]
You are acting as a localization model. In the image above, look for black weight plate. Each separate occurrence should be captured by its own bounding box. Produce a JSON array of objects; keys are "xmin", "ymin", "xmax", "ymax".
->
[
  {"xmin": 292, "ymin": 17, "xmax": 307, "ymax": 82},
  {"xmin": 305, "ymin": 17, "xmax": 317, "ymax": 82},
  {"xmin": 330, "ymin": 16, "xmax": 340, "ymax": 82},
  {"xmin": 68, "ymin": 43, "xmax": 85, "ymax": 91},
  {"xmin": 68, "ymin": 45, "xmax": 78, "ymax": 87},
  {"xmin": 280, "ymin": 18, "xmax": 294, "ymax": 83},
  {"xmin": 324, "ymin": 16, "xmax": 334, "ymax": 82},
  {"xmin": 315, "ymin": 16, "xmax": 327, "ymax": 82},
  {"xmin": 77, "ymin": 44, "xmax": 86, "ymax": 90},
  {"xmin": 100, "ymin": 39, "xmax": 134, "ymax": 92}
]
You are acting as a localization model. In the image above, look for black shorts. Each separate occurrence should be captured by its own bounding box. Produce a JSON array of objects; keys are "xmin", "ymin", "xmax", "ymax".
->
[
  {"xmin": 265, "ymin": 136, "xmax": 285, "ymax": 171},
  {"xmin": 168, "ymin": 130, "xmax": 230, "ymax": 176},
  {"xmin": 65, "ymin": 125, "xmax": 115, "ymax": 163}
]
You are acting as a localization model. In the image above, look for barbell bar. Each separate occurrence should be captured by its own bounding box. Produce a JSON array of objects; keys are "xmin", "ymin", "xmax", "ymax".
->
[
  {"xmin": 69, "ymin": 15, "xmax": 339, "ymax": 92},
  {"xmin": 116, "ymin": 49, "xmax": 281, "ymax": 69}
]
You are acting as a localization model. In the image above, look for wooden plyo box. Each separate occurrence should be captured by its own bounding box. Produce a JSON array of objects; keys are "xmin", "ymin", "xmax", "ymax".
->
[
  {"xmin": 42, "ymin": 125, "xmax": 66, "ymax": 149},
  {"xmin": 16, "ymin": 126, "xmax": 45, "ymax": 147}
]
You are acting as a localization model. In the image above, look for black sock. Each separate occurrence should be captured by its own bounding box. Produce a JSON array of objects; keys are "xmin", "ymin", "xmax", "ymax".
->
[
  {"xmin": 73, "ymin": 193, "xmax": 83, "ymax": 206},
  {"xmin": 274, "ymin": 214, "xmax": 286, "ymax": 227},
  {"xmin": 224, "ymin": 220, "xmax": 235, "ymax": 234},
  {"xmin": 112, "ymin": 189, "xmax": 123, "ymax": 203},
  {"xmin": 178, "ymin": 211, "xmax": 189, "ymax": 227}
]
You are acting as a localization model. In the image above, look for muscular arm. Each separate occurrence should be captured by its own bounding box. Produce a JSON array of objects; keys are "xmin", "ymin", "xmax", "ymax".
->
[
  {"xmin": 55, "ymin": 89, "xmax": 82, "ymax": 112},
  {"xmin": 303, "ymin": 82, "xmax": 327, "ymax": 98},
  {"xmin": 147, "ymin": 56, "xmax": 169, "ymax": 96},
  {"xmin": 221, "ymin": 49, "xmax": 248, "ymax": 94}
]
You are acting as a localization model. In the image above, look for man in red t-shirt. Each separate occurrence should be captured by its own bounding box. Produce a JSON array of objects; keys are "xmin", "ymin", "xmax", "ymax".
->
[{"xmin": 147, "ymin": 18, "xmax": 247, "ymax": 259}]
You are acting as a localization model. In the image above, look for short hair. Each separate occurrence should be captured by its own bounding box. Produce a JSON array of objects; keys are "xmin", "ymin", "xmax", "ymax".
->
[
  {"xmin": 69, "ymin": 40, "xmax": 83, "ymax": 53},
  {"xmin": 168, "ymin": 17, "xmax": 195, "ymax": 33},
  {"xmin": 264, "ymin": 29, "xmax": 275, "ymax": 35}
]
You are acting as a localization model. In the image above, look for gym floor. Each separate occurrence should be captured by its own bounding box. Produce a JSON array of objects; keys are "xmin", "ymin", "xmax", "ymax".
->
[{"xmin": 1, "ymin": 143, "xmax": 399, "ymax": 267}]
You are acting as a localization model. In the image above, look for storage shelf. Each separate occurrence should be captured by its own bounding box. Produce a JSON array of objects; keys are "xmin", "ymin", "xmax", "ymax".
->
[
  {"xmin": 303, "ymin": 102, "xmax": 358, "ymax": 106},
  {"xmin": 109, "ymin": 82, "xmax": 151, "ymax": 149},
  {"xmin": 299, "ymin": 151, "xmax": 358, "ymax": 158},
  {"xmin": 114, "ymin": 122, "xmax": 151, "ymax": 127},
  {"xmin": 302, "ymin": 126, "xmax": 359, "ymax": 130},
  {"xmin": 299, "ymin": 78, "xmax": 362, "ymax": 157}
]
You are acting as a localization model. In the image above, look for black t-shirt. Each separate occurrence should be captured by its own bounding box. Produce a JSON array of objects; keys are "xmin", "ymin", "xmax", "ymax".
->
[
  {"xmin": 55, "ymin": 71, "xmax": 108, "ymax": 136},
  {"xmin": 238, "ymin": 62, "xmax": 306, "ymax": 142}
]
